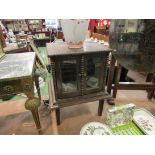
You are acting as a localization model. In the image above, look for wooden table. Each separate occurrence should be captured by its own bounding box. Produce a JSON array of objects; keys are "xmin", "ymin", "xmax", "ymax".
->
[
  {"xmin": 0, "ymin": 52, "xmax": 42, "ymax": 134},
  {"xmin": 107, "ymin": 55, "xmax": 155, "ymax": 99}
]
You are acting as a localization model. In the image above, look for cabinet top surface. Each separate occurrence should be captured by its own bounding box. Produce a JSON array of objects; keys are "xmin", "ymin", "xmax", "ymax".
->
[
  {"xmin": 46, "ymin": 41, "xmax": 112, "ymax": 57},
  {"xmin": 0, "ymin": 52, "xmax": 36, "ymax": 81}
]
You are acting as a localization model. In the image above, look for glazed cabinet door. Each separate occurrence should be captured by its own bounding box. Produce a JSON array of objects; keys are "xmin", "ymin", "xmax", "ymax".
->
[
  {"xmin": 83, "ymin": 53, "xmax": 107, "ymax": 94},
  {"xmin": 55, "ymin": 56, "xmax": 81, "ymax": 99}
]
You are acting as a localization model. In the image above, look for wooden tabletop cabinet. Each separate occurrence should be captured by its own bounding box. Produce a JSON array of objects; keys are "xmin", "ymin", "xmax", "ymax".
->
[{"xmin": 47, "ymin": 41, "xmax": 114, "ymax": 125}]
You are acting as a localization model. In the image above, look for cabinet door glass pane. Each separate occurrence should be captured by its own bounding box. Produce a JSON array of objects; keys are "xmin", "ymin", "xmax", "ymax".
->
[
  {"xmin": 86, "ymin": 57, "xmax": 101, "ymax": 90},
  {"xmin": 60, "ymin": 59, "xmax": 78, "ymax": 93}
]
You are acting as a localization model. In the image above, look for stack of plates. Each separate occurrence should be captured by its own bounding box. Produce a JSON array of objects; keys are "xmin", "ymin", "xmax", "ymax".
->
[{"xmin": 80, "ymin": 109, "xmax": 155, "ymax": 135}]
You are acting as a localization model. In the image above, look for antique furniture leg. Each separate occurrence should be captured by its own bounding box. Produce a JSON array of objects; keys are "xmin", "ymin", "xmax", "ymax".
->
[
  {"xmin": 147, "ymin": 74, "xmax": 155, "ymax": 100},
  {"xmin": 98, "ymin": 97, "xmax": 115, "ymax": 116},
  {"xmin": 22, "ymin": 78, "xmax": 42, "ymax": 134},
  {"xmin": 48, "ymin": 80, "xmax": 59, "ymax": 134},
  {"xmin": 107, "ymin": 98, "xmax": 115, "ymax": 105},
  {"xmin": 113, "ymin": 64, "xmax": 122, "ymax": 98},
  {"xmin": 50, "ymin": 110, "xmax": 59, "ymax": 134},
  {"xmin": 146, "ymin": 73, "xmax": 153, "ymax": 93},
  {"xmin": 146, "ymin": 73, "xmax": 154, "ymax": 97},
  {"xmin": 98, "ymin": 99, "xmax": 104, "ymax": 116},
  {"xmin": 25, "ymin": 98, "xmax": 42, "ymax": 134},
  {"xmin": 56, "ymin": 108, "xmax": 61, "ymax": 125},
  {"xmin": 107, "ymin": 55, "xmax": 116, "ymax": 94},
  {"xmin": 146, "ymin": 73, "xmax": 153, "ymax": 82}
]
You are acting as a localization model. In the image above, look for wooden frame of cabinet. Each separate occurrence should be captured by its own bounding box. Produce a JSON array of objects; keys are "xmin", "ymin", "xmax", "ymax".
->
[
  {"xmin": 47, "ymin": 42, "xmax": 115, "ymax": 124},
  {"xmin": 55, "ymin": 55, "xmax": 81, "ymax": 98},
  {"xmin": 51, "ymin": 52, "xmax": 108, "ymax": 98}
]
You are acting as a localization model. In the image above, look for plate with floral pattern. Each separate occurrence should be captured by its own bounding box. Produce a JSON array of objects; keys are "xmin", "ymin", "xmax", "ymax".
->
[
  {"xmin": 133, "ymin": 108, "xmax": 155, "ymax": 135},
  {"xmin": 80, "ymin": 122, "xmax": 113, "ymax": 135}
]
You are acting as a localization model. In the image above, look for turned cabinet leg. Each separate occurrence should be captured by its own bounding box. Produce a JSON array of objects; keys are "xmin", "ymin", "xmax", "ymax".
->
[
  {"xmin": 56, "ymin": 108, "xmax": 61, "ymax": 125},
  {"xmin": 147, "ymin": 91, "xmax": 154, "ymax": 100},
  {"xmin": 98, "ymin": 99, "xmax": 104, "ymax": 116},
  {"xmin": 146, "ymin": 73, "xmax": 153, "ymax": 82},
  {"xmin": 147, "ymin": 74, "xmax": 155, "ymax": 100},
  {"xmin": 146, "ymin": 73, "xmax": 153, "ymax": 94},
  {"xmin": 107, "ymin": 55, "xmax": 116, "ymax": 94},
  {"xmin": 107, "ymin": 98, "xmax": 115, "ymax": 105},
  {"xmin": 113, "ymin": 64, "xmax": 122, "ymax": 98}
]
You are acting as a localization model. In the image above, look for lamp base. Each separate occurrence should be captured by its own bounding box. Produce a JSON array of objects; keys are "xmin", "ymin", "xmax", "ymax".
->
[{"xmin": 68, "ymin": 42, "xmax": 83, "ymax": 49}]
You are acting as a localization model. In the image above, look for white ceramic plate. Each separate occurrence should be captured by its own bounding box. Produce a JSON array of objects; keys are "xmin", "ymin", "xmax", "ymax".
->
[
  {"xmin": 133, "ymin": 108, "xmax": 155, "ymax": 135},
  {"xmin": 80, "ymin": 122, "xmax": 113, "ymax": 135}
]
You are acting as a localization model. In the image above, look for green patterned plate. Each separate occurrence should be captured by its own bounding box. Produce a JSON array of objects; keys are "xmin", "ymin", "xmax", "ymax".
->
[
  {"xmin": 80, "ymin": 122, "xmax": 113, "ymax": 135},
  {"xmin": 133, "ymin": 108, "xmax": 155, "ymax": 135}
]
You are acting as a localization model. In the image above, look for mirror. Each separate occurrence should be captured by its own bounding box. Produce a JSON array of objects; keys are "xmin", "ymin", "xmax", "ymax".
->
[{"xmin": 109, "ymin": 19, "xmax": 155, "ymax": 73}]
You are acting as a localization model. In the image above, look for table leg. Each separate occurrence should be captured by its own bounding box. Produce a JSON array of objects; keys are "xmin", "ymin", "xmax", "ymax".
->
[
  {"xmin": 51, "ymin": 110, "xmax": 59, "ymax": 134},
  {"xmin": 146, "ymin": 73, "xmax": 153, "ymax": 94},
  {"xmin": 146, "ymin": 73, "xmax": 153, "ymax": 82},
  {"xmin": 107, "ymin": 98, "xmax": 115, "ymax": 105},
  {"xmin": 98, "ymin": 99, "xmax": 104, "ymax": 116},
  {"xmin": 22, "ymin": 78, "xmax": 42, "ymax": 134},
  {"xmin": 147, "ymin": 74, "xmax": 155, "ymax": 100},
  {"xmin": 25, "ymin": 97, "xmax": 42, "ymax": 134}
]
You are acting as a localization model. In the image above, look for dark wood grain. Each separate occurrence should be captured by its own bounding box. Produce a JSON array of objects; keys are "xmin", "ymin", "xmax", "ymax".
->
[
  {"xmin": 107, "ymin": 55, "xmax": 116, "ymax": 94},
  {"xmin": 98, "ymin": 99, "xmax": 104, "ymax": 116},
  {"xmin": 113, "ymin": 64, "xmax": 122, "ymax": 98}
]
